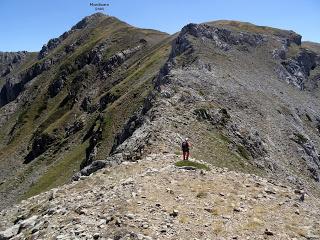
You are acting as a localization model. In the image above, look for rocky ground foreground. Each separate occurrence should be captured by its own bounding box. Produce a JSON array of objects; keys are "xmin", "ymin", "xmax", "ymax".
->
[{"xmin": 1, "ymin": 154, "xmax": 320, "ymax": 239}]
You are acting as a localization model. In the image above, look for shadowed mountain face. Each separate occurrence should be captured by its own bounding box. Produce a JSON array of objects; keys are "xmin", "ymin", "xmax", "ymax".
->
[{"xmin": 1, "ymin": 14, "xmax": 320, "ymax": 211}]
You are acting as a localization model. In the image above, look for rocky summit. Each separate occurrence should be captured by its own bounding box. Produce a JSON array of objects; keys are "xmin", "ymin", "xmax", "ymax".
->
[{"xmin": 1, "ymin": 13, "xmax": 320, "ymax": 239}]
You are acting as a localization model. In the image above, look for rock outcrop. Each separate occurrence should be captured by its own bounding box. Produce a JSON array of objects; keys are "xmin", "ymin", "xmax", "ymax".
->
[
  {"xmin": 291, "ymin": 132, "xmax": 320, "ymax": 181},
  {"xmin": 24, "ymin": 133, "xmax": 56, "ymax": 164},
  {"xmin": 177, "ymin": 23, "xmax": 266, "ymax": 52},
  {"xmin": 38, "ymin": 38, "xmax": 61, "ymax": 59},
  {"xmin": 0, "ymin": 51, "xmax": 29, "ymax": 77},
  {"xmin": 38, "ymin": 13, "xmax": 108, "ymax": 60},
  {"xmin": 278, "ymin": 49, "xmax": 320, "ymax": 90},
  {"xmin": 0, "ymin": 59, "xmax": 53, "ymax": 106}
]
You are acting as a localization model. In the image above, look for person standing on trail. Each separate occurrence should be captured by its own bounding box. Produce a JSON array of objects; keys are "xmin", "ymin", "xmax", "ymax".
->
[{"xmin": 181, "ymin": 138, "xmax": 191, "ymax": 160}]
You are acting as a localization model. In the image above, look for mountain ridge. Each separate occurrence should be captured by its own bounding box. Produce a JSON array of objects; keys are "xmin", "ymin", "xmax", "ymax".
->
[
  {"xmin": 0, "ymin": 13, "xmax": 171, "ymax": 209},
  {"xmin": 1, "ymin": 14, "xmax": 320, "ymax": 238}
]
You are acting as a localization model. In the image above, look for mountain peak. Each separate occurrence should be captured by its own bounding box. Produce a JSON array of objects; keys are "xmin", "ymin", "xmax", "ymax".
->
[{"xmin": 71, "ymin": 12, "xmax": 110, "ymax": 30}]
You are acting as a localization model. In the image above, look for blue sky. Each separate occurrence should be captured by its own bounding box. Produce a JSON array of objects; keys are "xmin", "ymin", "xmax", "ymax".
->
[{"xmin": 0, "ymin": 0, "xmax": 319, "ymax": 52}]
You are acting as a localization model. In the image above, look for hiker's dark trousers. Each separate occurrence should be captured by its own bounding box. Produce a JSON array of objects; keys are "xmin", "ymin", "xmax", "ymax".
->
[{"xmin": 183, "ymin": 151, "xmax": 189, "ymax": 160}]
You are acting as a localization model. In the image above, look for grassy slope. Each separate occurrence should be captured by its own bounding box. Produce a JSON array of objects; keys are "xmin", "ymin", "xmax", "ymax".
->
[
  {"xmin": 302, "ymin": 41, "xmax": 320, "ymax": 54},
  {"xmin": 23, "ymin": 39, "xmax": 172, "ymax": 197},
  {"xmin": 97, "ymin": 38, "xmax": 172, "ymax": 158},
  {"xmin": 23, "ymin": 141, "xmax": 89, "ymax": 198},
  {"xmin": 177, "ymin": 117, "xmax": 264, "ymax": 176},
  {"xmin": 0, "ymin": 14, "xmax": 171, "ymax": 202}
]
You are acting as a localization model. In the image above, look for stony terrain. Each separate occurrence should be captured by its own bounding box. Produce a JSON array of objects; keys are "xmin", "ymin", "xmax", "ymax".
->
[{"xmin": 1, "ymin": 154, "xmax": 319, "ymax": 239}]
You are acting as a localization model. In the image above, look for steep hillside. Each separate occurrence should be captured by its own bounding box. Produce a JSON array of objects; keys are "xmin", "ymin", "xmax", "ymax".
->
[
  {"xmin": 100, "ymin": 19, "xmax": 320, "ymax": 199},
  {"xmin": 0, "ymin": 13, "xmax": 171, "ymax": 208}
]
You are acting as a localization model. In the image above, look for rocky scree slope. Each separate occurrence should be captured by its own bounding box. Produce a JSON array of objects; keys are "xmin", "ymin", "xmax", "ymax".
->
[
  {"xmin": 0, "ymin": 13, "xmax": 171, "ymax": 209},
  {"xmin": 94, "ymin": 20, "xmax": 320, "ymax": 199},
  {"xmin": 1, "ymin": 154, "xmax": 320, "ymax": 239}
]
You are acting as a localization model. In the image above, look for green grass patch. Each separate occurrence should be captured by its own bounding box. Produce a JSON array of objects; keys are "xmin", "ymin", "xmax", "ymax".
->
[
  {"xmin": 23, "ymin": 141, "xmax": 88, "ymax": 199},
  {"xmin": 175, "ymin": 160, "xmax": 210, "ymax": 171},
  {"xmin": 191, "ymin": 128, "xmax": 263, "ymax": 176},
  {"xmin": 287, "ymin": 44, "xmax": 301, "ymax": 58},
  {"xmin": 218, "ymin": 133, "xmax": 232, "ymax": 143},
  {"xmin": 237, "ymin": 144, "xmax": 251, "ymax": 160}
]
